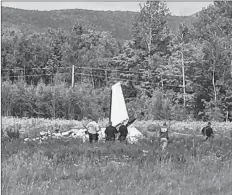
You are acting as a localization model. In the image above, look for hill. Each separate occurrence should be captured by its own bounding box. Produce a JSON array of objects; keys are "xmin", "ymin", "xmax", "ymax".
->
[{"xmin": 2, "ymin": 7, "xmax": 196, "ymax": 40}]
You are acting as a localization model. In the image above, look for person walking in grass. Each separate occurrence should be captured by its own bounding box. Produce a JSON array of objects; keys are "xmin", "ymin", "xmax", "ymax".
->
[
  {"xmin": 201, "ymin": 122, "xmax": 214, "ymax": 142},
  {"xmin": 159, "ymin": 122, "xmax": 169, "ymax": 150},
  {"xmin": 105, "ymin": 121, "xmax": 118, "ymax": 141},
  {"xmin": 85, "ymin": 117, "xmax": 101, "ymax": 143}
]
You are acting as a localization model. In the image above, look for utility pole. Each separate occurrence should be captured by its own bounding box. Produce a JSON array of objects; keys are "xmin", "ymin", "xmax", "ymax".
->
[
  {"xmin": 105, "ymin": 70, "xmax": 108, "ymax": 86},
  {"xmin": 71, "ymin": 65, "xmax": 75, "ymax": 88},
  {"xmin": 179, "ymin": 51, "xmax": 186, "ymax": 107},
  {"xmin": 23, "ymin": 60, "xmax": 26, "ymax": 82},
  {"xmin": 226, "ymin": 110, "xmax": 229, "ymax": 122},
  {"xmin": 161, "ymin": 73, "xmax": 164, "ymax": 97},
  {"xmin": 230, "ymin": 60, "xmax": 232, "ymax": 78},
  {"xmin": 52, "ymin": 63, "xmax": 55, "ymax": 119}
]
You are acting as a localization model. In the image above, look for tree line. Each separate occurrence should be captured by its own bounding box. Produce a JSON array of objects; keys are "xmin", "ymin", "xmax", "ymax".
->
[{"xmin": 1, "ymin": 1, "xmax": 232, "ymax": 121}]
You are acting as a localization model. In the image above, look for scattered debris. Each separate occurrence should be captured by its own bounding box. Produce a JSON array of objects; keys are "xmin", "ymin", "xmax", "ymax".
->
[{"xmin": 23, "ymin": 125, "xmax": 144, "ymax": 144}]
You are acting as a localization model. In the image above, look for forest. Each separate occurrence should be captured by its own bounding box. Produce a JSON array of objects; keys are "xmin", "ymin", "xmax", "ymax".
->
[
  {"xmin": 2, "ymin": 6, "xmax": 195, "ymax": 40},
  {"xmin": 1, "ymin": 1, "xmax": 232, "ymax": 121}
]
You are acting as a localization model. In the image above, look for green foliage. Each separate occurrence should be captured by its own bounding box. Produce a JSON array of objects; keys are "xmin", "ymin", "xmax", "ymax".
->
[
  {"xmin": 191, "ymin": 2, "xmax": 232, "ymax": 120},
  {"xmin": 132, "ymin": 1, "xmax": 170, "ymax": 52},
  {"xmin": 1, "ymin": 3, "xmax": 232, "ymax": 121},
  {"xmin": 1, "ymin": 80, "xmax": 108, "ymax": 120},
  {"xmin": 2, "ymin": 80, "xmax": 191, "ymax": 121}
]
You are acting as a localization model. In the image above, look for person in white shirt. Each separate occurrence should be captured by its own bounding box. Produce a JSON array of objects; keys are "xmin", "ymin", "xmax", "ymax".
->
[{"xmin": 85, "ymin": 117, "xmax": 101, "ymax": 143}]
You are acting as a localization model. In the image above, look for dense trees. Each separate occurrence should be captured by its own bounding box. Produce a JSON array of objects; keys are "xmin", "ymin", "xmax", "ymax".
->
[
  {"xmin": 192, "ymin": 1, "xmax": 232, "ymax": 120},
  {"xmin": 1, "ymin": 1, "xmax": 232, "ymax": 121}
]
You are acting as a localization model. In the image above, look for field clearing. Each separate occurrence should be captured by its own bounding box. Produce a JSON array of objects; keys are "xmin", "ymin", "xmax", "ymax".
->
[
  {"xmin": 1, "ymin": 117, "xmax": 232, "ymax": 195},
  {"xmin": 2, "ymin": 117, "xmax": 232, "ymax": 138},
  {"xmin": 2, "ymin": 134, "xmax": 232, "ymax": 195}
]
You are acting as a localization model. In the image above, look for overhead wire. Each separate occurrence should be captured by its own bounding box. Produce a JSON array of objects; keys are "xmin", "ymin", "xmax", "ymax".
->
[
  {"xmin": 1, "ymin": 66, "xmax": 183, "ymax": 77},
  {"xmin": 1, "ymin": 66, "xmax": 72, "ymax": 71},
  {"xmin": 1, "ymin": 71, "xmax": 183, "ymax": 87},
  {"xmin": 1, "ymin": 72, "xmax": 141, "ymax": 83}
]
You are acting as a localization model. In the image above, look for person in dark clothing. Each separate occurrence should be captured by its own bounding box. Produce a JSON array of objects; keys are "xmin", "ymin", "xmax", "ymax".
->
[
  {"xmin": 201, "ymin": 122, "xmax": 214, "ymax": 141},
  {"xmin": 118, "ymin": 117, "xmax": 137, "ymax": 142},
  {"xmin": 105, "ymin": 122, "xmax": 118, "ymax": 141},
  {"xmin": 118, "ymin": 122, "xmax": 129, "ymax": 142}
]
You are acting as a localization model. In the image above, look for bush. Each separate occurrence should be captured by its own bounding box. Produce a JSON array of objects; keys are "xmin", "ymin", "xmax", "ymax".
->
[
  {"xmin": 1, "ymin": 81, "xmax": 111, "ymax": 120},
  {"xmin": 3, "ymin": 80, "xmax": 227, "ymax": 122}
]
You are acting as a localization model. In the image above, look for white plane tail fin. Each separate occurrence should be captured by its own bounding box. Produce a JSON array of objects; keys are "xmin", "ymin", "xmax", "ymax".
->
[{"xmin": 110, "ymin": 82, "xmax": 129, "ymax": 127}]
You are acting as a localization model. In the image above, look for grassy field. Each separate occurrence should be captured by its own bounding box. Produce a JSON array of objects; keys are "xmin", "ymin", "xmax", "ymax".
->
[
  {"xmin": 1, "ymin": 117, "xmax": 232, "ymax": 195},
  {"xmin": 2, "ymin": 116, "xmax": 232, "ymax": 138}
]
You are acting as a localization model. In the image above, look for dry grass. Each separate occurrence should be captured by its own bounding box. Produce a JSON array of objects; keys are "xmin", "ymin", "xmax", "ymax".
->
[
  {"xmin": 1, "ymin": 136, "xmax": 232, "ymax": 195},
  {"xmin": 2, "ymin": 117, "xmax": 232, "ymax": 195},
  {"xmin": 2, "ymin": 117, "xmax": 232, "ymax": 137}
]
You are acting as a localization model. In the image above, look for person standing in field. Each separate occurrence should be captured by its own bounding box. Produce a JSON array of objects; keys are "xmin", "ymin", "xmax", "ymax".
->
[
  {"xmin": 118, "ymin": 117, "xmax": 138, "ymax": 142},
  {"xmin": 201, "ymin": 122, "xmax": 214, "ymax": 141},
  {"xmin": 105, "ymin": 121, "xmax": 118, "ymax": 141},
  {"xmin": 85, "ymin": 117, "xmax": 101, "ymax": 143},
  {"xmin": 147, "ymin": 124, "xmax": 160, "ymax": 143},
  {"xmin": 118, "ymin": 121, "xmax": 129, "ymax": 142},
  {"xmin": 159, "ymin": 122, "xmax": 169, "ymax": 150}
]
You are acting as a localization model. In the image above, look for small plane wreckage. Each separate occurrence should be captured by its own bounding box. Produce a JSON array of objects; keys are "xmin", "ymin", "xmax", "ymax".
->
[{"xmin": 24, "ymin": 82, "xmax": 144, "ymax": 144}]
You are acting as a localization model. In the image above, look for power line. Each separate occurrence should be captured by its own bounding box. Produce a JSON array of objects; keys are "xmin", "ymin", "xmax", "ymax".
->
[
  {"xmin": 1, "ymin": 66, "xmax": 72, "ymax": 71},
  {"xmin": 1, "ymin": 72, "xmax": 182, "ymax": 87},
  {"xmin": 2, "ymin": 73, "xmax": 53, "ymax": 77},
  {"xmin": 1, "ymin": 72, "xmax": 136, "ymax": 82},
  {"xmin": 2, "ymin": 66, "xmax": 183, "ymax": 77}
]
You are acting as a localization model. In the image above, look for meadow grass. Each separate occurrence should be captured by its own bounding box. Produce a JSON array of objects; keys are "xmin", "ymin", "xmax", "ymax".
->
[
  {"xmin": 1, "ymin": 135, "xmax": 232, "ymax": 195},
  {"xmin": 2, "ymin": 116, "xmax": 232, "ymax": 138},
  {"xmin": 2, "ymin": 117, "xmax": 232, "ymax": 195}
]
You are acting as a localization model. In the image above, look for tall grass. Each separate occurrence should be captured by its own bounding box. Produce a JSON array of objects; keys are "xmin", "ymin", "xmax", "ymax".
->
[
  {"xmin": 2, "ymin": 81, "xmax": 232, "ymax": 194},
  {"xmin": 2, "ymin": 116, "xmax": 232, "ymax": 139},
  {"xmin": 1, "ymin": 136, "xmax": 232, "ymax": 195}
]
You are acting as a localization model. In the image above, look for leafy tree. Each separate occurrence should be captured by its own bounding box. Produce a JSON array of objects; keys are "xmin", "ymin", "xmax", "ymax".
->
[
  {"xmin": 130, "ymin": 1, "xmax": 172, "ymax": 95},
  {"xmin": 192, "ymin": 2, "xmax": 232, "ymax": 119}
]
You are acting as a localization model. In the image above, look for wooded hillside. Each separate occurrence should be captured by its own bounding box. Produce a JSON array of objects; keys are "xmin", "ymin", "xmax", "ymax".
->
[
  {"xmin": 1, "ymin": 2, "xmax": 232, "ymax": 121},
  {"xmin": 2, "ymin": 6, "xmax": 195, "ymax": 40}
]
